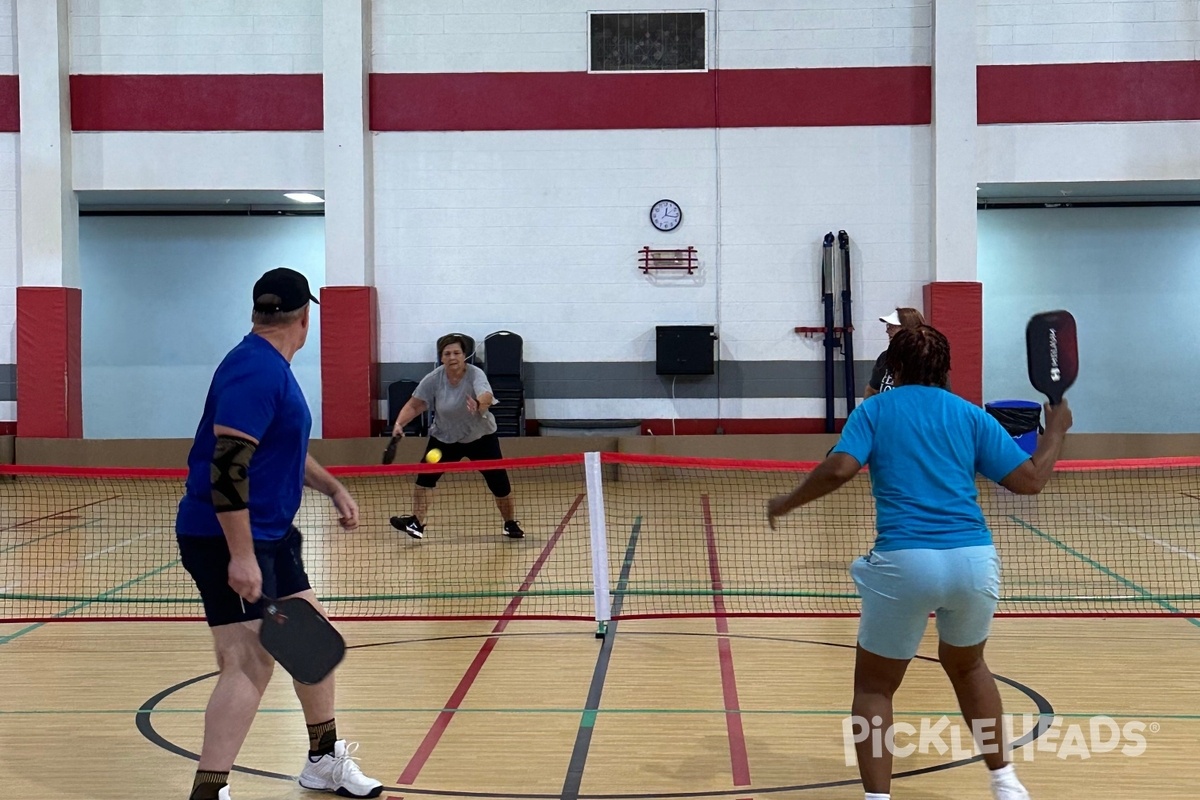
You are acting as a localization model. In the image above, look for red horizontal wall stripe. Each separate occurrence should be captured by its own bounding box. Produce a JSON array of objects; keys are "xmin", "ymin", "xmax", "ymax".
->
[
  {"xmin": 716, "ymin": 66, "xmax": 930, "ymax": 127},
  {"xmin": 56, "ymin": 62, "xmax": 1200, "ymax": 132},
  {"xmin": 371, "ymin": 71, "xmax": 715, "ymax": 131},
  {"xmin": 978, "ymin": 60, "xmax": 1200, "ymax": 124},
  {"xmin": 371, "ymin": 66, "xmax": 930, "ymax": 132},
  {"xmin": 70, "ymin": 74, "xmax": 323, "ymax": 132},
  {"xmin": 0, "ymin": 75, "xmax": 19, "ymax": 132}
]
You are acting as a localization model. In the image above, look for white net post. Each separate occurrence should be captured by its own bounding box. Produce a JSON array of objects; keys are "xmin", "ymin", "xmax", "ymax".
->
[{"xmin": 585, "ymin": 451, "xmax": 612, "ymax": 636}]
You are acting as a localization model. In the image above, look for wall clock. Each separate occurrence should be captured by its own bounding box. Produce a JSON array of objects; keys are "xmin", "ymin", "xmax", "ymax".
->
[{"xmin": 650, "ymin": 199, "xmax": 682, "ymax": 232}]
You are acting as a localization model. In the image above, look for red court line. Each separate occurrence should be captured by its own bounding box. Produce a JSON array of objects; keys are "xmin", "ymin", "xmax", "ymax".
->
[
  {"xmin": 1053, "ymin": 457, "xmax": 1200, "ymax": 472},
  {"xmin": 10, "ymin": 611, "xmax": 1192, "ymax": 625},
  {"xmin": 701, "ymin": 494, "xmax": 752, "ymax": 790},
  {"xmin": 396, "ymin": 492, "xmax": 585, "ymax": 786},
  {"xmin": 0, "ymin": 465, "xmax": 185, "ymax": 479},
  {"xmin": 611, "ymin": 610, "xmax": 1200, "ymax": 624},
  {"xmin": 0, "ymin": 495, "xmax": 120, "ymax": 532}
]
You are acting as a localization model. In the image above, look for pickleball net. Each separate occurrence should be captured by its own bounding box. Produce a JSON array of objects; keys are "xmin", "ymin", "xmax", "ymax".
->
[{"xmin": 2, "ymin": 454, "xmax": 1197, "ymax": 623}]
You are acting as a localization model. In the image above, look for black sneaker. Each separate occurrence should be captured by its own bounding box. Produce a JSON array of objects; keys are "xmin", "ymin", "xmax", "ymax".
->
[
  {"xmin": 503, "ymin": 520, "xmax": 525, "ymax": 539},
  {"xmin": 390, "ymin": 515, "xmax": 425, "ymax": 539}
]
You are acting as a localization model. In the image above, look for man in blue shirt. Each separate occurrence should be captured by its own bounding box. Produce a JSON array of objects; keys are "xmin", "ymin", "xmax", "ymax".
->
[
  {"xmin": 768, "ymin": 325, "xmax": 1072, "ymax": 800},
  {"xmin": 175, "ymin": 268, "xmax": 382, "ymax": 800}
]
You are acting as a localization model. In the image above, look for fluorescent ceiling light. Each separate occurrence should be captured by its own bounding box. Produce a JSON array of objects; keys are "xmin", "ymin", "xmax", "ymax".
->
[{"xmin": 284, "ymin": 192, "xmax": 324, "ymax": 203}]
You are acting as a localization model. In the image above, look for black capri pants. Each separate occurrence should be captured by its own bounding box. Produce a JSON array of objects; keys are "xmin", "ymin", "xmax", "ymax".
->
[{"xmin": 416, "ymin": 432, "xmax": 511, "ymax": 497}]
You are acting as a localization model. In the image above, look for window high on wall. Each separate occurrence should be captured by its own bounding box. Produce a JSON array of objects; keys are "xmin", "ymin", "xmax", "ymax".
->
[{"xmin": 588, "ymin": 12, "xmax": 707, "ymax": 72}]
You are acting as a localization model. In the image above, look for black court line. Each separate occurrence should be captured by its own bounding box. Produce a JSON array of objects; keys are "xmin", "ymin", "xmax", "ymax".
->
[{"xmin": 560, "ymin": 516, "xmax": 642, "ymax": 800}]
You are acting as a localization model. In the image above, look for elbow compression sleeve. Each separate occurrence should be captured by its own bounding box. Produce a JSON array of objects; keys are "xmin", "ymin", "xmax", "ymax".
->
[{"xmin": 211, "ymin": 434, "xmax": 257, "ymax": 512}]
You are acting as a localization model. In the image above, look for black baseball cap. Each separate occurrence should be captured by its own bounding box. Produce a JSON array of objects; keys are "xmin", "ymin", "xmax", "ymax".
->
[{"xmin": 252, "ymin": 267, "xmax": 319, "ymax": 313}]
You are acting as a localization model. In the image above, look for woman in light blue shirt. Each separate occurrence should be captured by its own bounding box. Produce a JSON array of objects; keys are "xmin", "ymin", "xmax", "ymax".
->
[{"xmin": 768, "ymin": 325, "xmax": 1072, "ymax": 800}]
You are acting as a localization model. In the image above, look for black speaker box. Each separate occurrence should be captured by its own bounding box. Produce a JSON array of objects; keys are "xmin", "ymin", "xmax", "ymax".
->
[{"xmin": 655, "ymin": 325, "xmax": 715, "ymax": 376}]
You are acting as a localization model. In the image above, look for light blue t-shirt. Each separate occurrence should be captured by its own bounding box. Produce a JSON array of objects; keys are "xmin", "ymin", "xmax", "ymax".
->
[
  {"xmin": 176, "ymin": 333, "xmax": 312, "ymax": 541},
  {"xmin": 831, "ymin": 385, "xmax": 1031, "ymax": 551}
]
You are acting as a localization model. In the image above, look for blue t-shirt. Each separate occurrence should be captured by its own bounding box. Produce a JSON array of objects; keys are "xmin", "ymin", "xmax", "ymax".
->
[
  {"xmin": 176, "ymin": 334, "xmax": 312, "ymax": 541},
  {"xmin": 831, "ymin": 385, "xmax": 1030, "ymax": 551}
]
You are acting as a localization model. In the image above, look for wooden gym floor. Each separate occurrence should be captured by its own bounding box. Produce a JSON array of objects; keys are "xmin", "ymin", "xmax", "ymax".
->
[
  {"xmin": 2, "ymin": 468, "xmax": 1198, "ymax": 798},
  {"xmin": 1, "ymin": 616, "xmax": 1197, "ymax": 799}
]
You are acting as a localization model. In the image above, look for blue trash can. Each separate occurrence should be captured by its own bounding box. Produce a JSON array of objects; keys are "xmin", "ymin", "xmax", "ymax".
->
[{"xmin": 984, "ymin": 399, "xmax": 1042, "ymax": 455}]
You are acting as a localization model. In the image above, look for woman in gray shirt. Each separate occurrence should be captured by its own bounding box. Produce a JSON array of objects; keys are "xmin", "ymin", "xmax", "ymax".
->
[{"xmin": 389, "ymin": 334, "xmax": 523, "ymax": 540}]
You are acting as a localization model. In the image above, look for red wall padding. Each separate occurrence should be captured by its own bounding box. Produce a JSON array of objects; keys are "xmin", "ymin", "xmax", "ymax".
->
[
  {"xmin": 320, "ymin": 286, "xmax": 378, "ymax": 439},
  {"xmin": 923, "ymin": 282, "xmax": 983, "ymax": 406},
  {"xmin": 17, "ymin": 287, "xmax": 83, "ymax": 437}
]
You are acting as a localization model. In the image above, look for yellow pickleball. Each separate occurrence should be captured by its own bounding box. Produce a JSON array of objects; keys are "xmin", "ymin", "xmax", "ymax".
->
[{"xmin": 425, "ymin": 448, "xmax": 442, "ymax": 464}]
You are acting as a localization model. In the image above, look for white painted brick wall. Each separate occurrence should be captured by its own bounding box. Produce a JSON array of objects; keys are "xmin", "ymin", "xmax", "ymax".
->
[
  {"xmin": 372, "ymin": 0, "xmax": 930, "ymax": 73},
  {"xmin": 69, "ymin": 0, "xmax": 322, "ymax": 74},
  {"xmin": 718, "ymin": 126, "xmax": 931, "ymax": 365},
  {"xmin": 374, "ymin": 129, "xmax": 718, "ymax": 365},
  {"xmin": 979, "ymin": 121, "xmax": 1200, "ymax": 184},
  {"xmin": 373, "ymin": 127, "xmax": 929, "ymax": 374},
  {"xmin": 979, "ymin": 0, "xmax": 1200, "ymax": 64},
  {"xmin": 0, "ymin": 0, "xmax": 13, "ymax": 74},
  {"xmin": 72, "ymin": 132, "xmax": 323, "ymax": 191},
  {"xmin": 716, "ymin": 0, "xmax": 930, "ymax": 69}
]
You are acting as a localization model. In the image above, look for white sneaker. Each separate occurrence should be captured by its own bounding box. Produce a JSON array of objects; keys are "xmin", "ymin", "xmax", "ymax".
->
[
  {"xmin": 992, "ymin": 782, "xmax": 1031, "ymax": 799},
  {"xmin": 218, "ymin": 788, "xmax": 231, "ymax": 800},
  {"xmin": 298, "ymin": 740, "xmax": 383, "ymax": 798}
]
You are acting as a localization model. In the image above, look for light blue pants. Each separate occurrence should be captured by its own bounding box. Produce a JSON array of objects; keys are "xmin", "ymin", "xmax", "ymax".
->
[{"xmin": 850, "ymin": 545, "xmax": 1001, "ymax": 660}]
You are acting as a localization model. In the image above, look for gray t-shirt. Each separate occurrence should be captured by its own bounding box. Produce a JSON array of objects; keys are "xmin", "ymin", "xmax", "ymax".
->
[{"xmin": 413, "ymin": 364, "xmax": 497, "ymax": 443}]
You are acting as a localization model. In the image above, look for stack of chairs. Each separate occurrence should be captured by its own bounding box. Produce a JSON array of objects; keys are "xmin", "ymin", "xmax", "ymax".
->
[
  {"xmin": 483, "ymin": 330, "xmax": 525, "ymax": 437},
  {"xmin": 386, "ymin": 379, "xmax": 428, "ymax": 436}
]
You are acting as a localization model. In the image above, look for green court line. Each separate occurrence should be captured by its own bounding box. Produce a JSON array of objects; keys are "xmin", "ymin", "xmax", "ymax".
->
[
  {"xmin": 1010, "ymin": 515, "xmax": 1200, "ymax": 629},
  {"xmin": 0, "ymin": 594, "xmax": 198, "ymax": 603},
  {"xmin": 3, "ymin": 707, "xmax": 1196, "ymax": 720},
  {"xmin": 0, "ymin": 559, "xmax": 181, "ymax": 646},
  {"xmin": 0, "ymin": 623, "xmax": 43, "ymax": 644}
]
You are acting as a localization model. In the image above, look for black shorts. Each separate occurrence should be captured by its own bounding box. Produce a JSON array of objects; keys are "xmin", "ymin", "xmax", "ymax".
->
[
  {"xmin": 416, "ymin": 432, "xmax": 511, "ymax": 497},
  {"xmin": 177, "ymin": 527, "xmax": 312, "ymax": 627}
]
